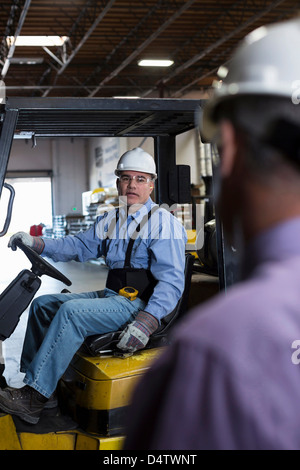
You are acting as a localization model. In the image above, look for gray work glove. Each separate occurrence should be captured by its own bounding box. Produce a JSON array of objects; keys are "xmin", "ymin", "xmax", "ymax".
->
[
  {"xmin": 117, "ymin": 311, "xmax": 158, "ymax": 353},
  {"xmin": 8, "ymin": 231, "xmax": 45, "ymax": 254}
]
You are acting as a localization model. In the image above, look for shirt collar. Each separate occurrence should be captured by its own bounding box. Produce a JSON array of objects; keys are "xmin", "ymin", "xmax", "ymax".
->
[
  {"xmin": 128, "ymin": 197, "xmax": 153, "ymax": 222},
  {"xmin": 118, "ymin": 197, "xmax": 153, "ymax": 224}
]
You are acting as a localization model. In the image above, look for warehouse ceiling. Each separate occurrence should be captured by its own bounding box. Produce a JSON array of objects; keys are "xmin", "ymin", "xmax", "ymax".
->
[{"xmin": 0, "ymin": 0, "xmax": 299, "ymax": 99}]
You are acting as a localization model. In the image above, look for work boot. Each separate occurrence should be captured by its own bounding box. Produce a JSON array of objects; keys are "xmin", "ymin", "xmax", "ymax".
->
[
  {"xmin": 0, "ymin": 364, "xmax": 7, "ymax": 389},
  {"xmin": 0, "ymin": 383, "xmax": 57, "ymax": 409},
  {"xmin": 44, "ymin": 391, "xmax": 58, "ymax": 409},
  {"xmin": 0, "ymin": 374, "xmax": 8, "ymax": 389},
  {"xmin": 0, "ymin": 385, "xmax": 48, "ymax": 424}
]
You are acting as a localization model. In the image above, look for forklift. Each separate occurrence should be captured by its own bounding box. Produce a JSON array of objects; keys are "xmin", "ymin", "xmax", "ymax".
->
[{"xmin": 0, "ymin": 97, "xmax": 238, "ymax": 450}]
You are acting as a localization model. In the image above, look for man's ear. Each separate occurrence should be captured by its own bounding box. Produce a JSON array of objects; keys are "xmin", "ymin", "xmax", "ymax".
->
[
  {"xmin": 116, "ymin": 178, "xmax": 120, "ymax": 190},
  {"xmin": 219, "ymin": 120, "xmax": 238, "ymax": 178}
]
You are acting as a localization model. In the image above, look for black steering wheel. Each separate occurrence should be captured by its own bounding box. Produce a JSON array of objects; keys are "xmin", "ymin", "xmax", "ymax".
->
[{"xmin": 14, "ymin": 239, "xmax": 72, "ymax": 286}]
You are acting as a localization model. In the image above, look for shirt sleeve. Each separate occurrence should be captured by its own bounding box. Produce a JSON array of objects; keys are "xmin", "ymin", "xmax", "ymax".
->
[
  {"xmin": 42, "ymin": 215, "xmax": 107, "ymax": 262},
  {"xmin": 144, "ymin": 210, "xmax": 187, "ymax": 321}
]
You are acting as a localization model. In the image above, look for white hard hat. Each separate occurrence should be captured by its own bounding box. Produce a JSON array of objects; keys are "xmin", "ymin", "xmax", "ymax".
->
[
  {"xmin": 115, "ymin": 147, "xmax": 157, "ymax": 179},
  {"xmin": 201, "ymin": 18, "xmax": 300, "ymax": 141}
]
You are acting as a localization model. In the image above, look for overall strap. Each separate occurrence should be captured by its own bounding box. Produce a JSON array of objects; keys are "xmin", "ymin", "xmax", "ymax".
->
[
  {"xmin": 124, "ymin": 206, "xmax": 159, "ymax": 268},
  {"xmin": 105, "ymin": 208, "xmax": 119, "ymax": 240}
]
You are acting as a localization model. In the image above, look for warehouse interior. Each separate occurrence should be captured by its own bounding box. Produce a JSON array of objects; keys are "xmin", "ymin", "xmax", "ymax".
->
[
  {"xmin": 0, "ymin": 0, "xmax": 299, "ymax": 451},
  {"xmin": 0, "ymin": 0, "xmax": 297, "ymax": 280},
  {"xmin": 0, "ymin": 0, "xmax": 298, "ymax": 231}
]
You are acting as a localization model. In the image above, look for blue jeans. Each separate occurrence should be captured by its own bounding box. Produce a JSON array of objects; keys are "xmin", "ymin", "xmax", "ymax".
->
[{"xmin": 20, "ymin": 288, "xmax": 146, "ymax": 398}]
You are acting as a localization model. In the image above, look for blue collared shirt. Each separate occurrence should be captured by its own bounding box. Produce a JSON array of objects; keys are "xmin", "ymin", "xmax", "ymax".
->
[{"xmin": 42, "ymin": 198, "xmax": 187, "ymax": 320}]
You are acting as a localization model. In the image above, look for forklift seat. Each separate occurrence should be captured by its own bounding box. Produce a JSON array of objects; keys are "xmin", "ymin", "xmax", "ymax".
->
[{"xmin": 83, "ymin": 253, "xmax": 195, "ymax": 355}]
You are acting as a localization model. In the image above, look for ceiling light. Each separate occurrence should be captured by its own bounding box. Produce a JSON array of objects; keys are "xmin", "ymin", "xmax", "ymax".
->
[
  {"xmin": 138, "ymin": 59, "xmax": 174, "ymax": 67},
  {"xmin": 10, "ymin": 57, "xmax": 44, "ymax": 65},
  {"xmin": 7, "ymin": 36, "xmax": 69, "ymax": 47}
]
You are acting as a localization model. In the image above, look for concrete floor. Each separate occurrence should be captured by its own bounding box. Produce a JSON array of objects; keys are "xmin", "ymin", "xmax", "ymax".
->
[{"xmin": 0, "ymin": 235, "xmax": 108, "ymax": 387}]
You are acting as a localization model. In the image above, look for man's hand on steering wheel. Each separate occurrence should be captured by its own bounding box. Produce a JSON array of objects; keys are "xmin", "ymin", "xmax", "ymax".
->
[
  {"xmin": 8, "ymin": 234, "xmax": 72, "ymax": 286},
  {"xmin": 8, "ymin": 231, "xmax": 45, "ymax": 254}
]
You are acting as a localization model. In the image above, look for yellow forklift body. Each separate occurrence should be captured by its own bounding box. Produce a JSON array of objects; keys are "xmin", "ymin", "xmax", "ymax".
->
[
  {"xmin": 186, "ymin": 229, "xmax": 198, "ymax": 259},
  {"xmin": 0, "ymin": 413, "xmax": 22, "ymax": 450},
  {"xmin": 17, "ymin": 431, "xmax": 76, "ymax": 450},
  {"xmin": 59, "ymin": 348, "xmax": 162, "ymax": 436},
  {"xmin": 0, "ymin": 349, "xmax": 161, "ymax": 450},
  {"xmin": 0, "ymin": 412, "xmax": 124, "ymax": 450}
]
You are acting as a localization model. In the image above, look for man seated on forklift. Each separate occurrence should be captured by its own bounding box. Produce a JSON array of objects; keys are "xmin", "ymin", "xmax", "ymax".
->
[{"xmin": 0, "ymin": 147, "xmax": 187, "ymax": 425}]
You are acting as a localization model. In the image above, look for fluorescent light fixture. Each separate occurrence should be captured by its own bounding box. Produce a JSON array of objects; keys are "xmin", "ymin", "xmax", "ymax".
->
[
  {"xmin": 7, "ymin": 36, "xmax": 69, "ymax": 47},
  {"xmin": 10, "ymin": 57, "xmax": 44, "ymax": 65},
  {"xmin": 113, "ymin": 96, "xmax": 140, "ymax": 99},
  {"xmin": 138, "ymin": 59, "xmax": 174, "ymax": 67}
]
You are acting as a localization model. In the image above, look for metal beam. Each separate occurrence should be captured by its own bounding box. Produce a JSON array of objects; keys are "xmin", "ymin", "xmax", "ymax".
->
[
  {"xmin": 59, "ymin": 0, "xmax": 116, "ymax": 76},
  {"xmin": 88, "ymin": 0, "xmax": 197, "ymax": 97},
  {"xmin": 1, "ymin": 0, "xmax": 31, "ymax": 78},
  {"xmin": 0, "ymin": 107, "xmax": 19, "ymax": 197},
  {"xmin": 142, "ymin": 0, "xmax": 286, "ymax": 98},
  {"xmin": 79, "ymin": 0, "xmax": 165, "ymax": 93},
  {"xmin": 154, "ymin": 135, "xmax": 176, "ymax": 206},
  {"xmin": 172, "ymin": 66, "xmax": 219, "ymax": 98},
  {"xmin": 36, "ymin": 0, "xmax": 115, "ymax": 97},
  {"xmin": 42, "ymin": 0, "xmax": 116, "ymax": 97},
  {"xmin": 170, "ymin": 0, "xmax": 285, "ymax": 85}
]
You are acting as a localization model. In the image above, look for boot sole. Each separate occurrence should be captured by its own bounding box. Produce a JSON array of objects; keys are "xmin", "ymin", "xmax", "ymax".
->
[
  {"xmin": 0, "ymin": 401, "xmax": 40, "ymax": 424},
  {"xmin": 44, "ymin": 398, "xmax": 58, "ymax": 409}
]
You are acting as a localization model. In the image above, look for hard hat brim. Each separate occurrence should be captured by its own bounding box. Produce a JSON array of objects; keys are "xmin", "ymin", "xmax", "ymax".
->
[{"xmin": 115, "ymin": 169, "xmax": 157, "ymax": 179}]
